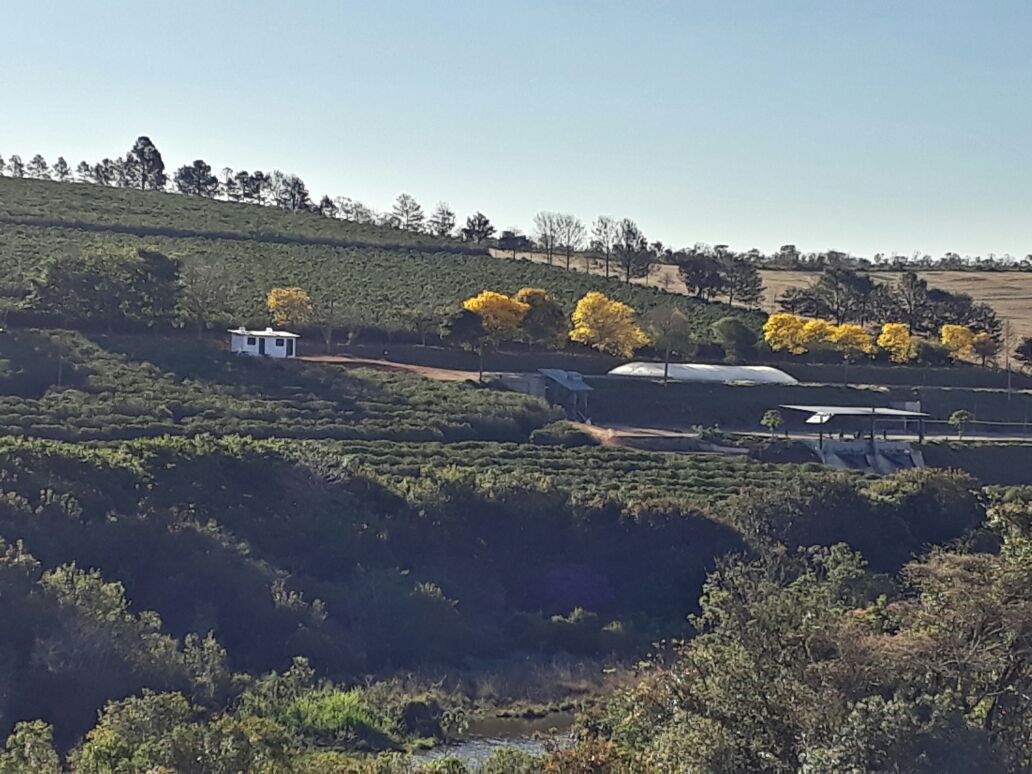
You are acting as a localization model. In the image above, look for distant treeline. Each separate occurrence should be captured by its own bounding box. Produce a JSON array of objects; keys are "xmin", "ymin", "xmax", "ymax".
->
[{"xmin": 3, "ymin": 136, "xmax": 1029, "ymax": 271}]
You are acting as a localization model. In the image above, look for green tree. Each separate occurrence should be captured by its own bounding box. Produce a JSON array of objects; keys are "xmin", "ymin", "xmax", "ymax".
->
[
  {"xmin": 174, "ymin": 160, "xmax": 220, "ymax": 197},
  {"xmin": 390, "ymin": 193, "xmax": 425, "ymax": 231},
  {"xmin": 460, "ymin": 211, "xmax": 495, "ymax": 243},
  {"xmin": 614, "ymin": 218, "xmax": 650, "ymax": 284},
  {"xmin": 177, "ymin": 258, "xmax": 235, "ymax": 336},
  {"xmin": 122, "ymin": 136, "xmax": 167, "ymax": 190},
  {"xmin": 442, "ymin": 308, "xmax": 489, "ymax": 380},
  {"xmin": 0, "ymin": 721, "xmax": 61, "ymax": 774},
  {"xmin": 948, "ymin": 409, "xmax": 974, "ymax": 439},
  {"xmin": 760, "ymin": 409, "xmax": 783, "ymax": 438},
  {"xmin": 1016, "ymin": 336, "xmax": 1032, "ymax": 369},
  {"xmin": 52, "ymin": 156, "xmax": 71, "ymax": 181},
  {"xmin": 722, "ymin": 254, "xmax": 764, "ymax": 307},
  {"xmin": 515, "ymin": 288, "xmax": 567, "ymax": 350},
  {"xmin": 427, "ymin": 202, "xmax": 456, "ymax": 237},
  {"xmin": 643, "ymin": 305, "xmax": 696, "ymax": 384},
  {"xmin": 712, "ymin": 316, "xmax": 757, "ymax": 363},
  {"xmin": 26, "ymin": 154, "xmax": 50, "ymax": 179}
]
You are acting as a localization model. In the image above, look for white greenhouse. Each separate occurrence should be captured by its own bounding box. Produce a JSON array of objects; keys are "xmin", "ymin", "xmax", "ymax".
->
[{"xmin": 607, "ymin": 362, "xmax": 798, "ymax": 385}]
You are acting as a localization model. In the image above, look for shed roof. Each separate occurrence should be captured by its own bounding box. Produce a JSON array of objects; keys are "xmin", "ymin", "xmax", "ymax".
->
[
  {"xmin": 228, "ymin": 327, "xmax": 300, "ymax": 339},
  {"xmin": 780, "ymin": 404, "xmax": 928, "ymax": 424},
  {"xmin": 539, "ymin": 369, "xmax": 593, "ymax": 392}
]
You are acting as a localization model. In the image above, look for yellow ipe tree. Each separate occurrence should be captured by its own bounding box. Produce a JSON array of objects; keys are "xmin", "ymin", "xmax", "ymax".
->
[
  {"xmin": 941, "ymin": 324, "xmax": 975, "ymax": 360},
  {"xmin": 800, "ymin": 318, "xmax": 835, "ymax": 348},
  {"xmin": 267, "ymin": 287, "xmax": 313, "ymax": 328},
  {"xmin": 877, "ymin": 323, "xmax": 913, "ymax": 363},
  {"xmin": 763, "ymin": 313, "xmax": 807, "ymax": 355},
  {"xmin": 462, "ymin": 291, "xmax": 530, "ymax": 336},
  {"xmin": 569, "ymin": 291, "xmax": 649, "ymax": 357},
  {"xmin": 830, "ymin": 323, "xmax": 874, "ymax": 385}
]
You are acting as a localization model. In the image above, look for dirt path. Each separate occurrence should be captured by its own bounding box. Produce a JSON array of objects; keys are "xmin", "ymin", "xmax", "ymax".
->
[{"xmin": 300, "ymin": 354, "xmax": 482, "ymax": 381}]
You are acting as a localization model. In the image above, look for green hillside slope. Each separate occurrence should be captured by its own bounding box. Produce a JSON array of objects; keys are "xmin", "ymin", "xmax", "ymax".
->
[
  {"xmin": 0, "ymin": 176, "xmax": 468, "ymax": 250},
  {"xmin": 0, "ymin": 178, "xmax": 760, "ymax": 337},
  {"xmin": 0, "ymin": 330, "xmax": 557, "ymax": 441}
]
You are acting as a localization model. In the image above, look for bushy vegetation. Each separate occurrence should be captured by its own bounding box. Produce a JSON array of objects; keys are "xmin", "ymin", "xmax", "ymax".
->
[
  {"xmin": 0, "ymin": 330, "xmax": 557, "ymax": 441},
  {"xmin": 0, "ymin": 433, "xmax": 986, "ymax": 766},
  {"xmin": 577, "ymin": 493, "xmax": 1032, "ymax": 772}
]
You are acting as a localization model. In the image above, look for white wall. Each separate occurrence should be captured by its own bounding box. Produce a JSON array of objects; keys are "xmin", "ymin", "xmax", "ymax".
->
[{"xmin": 230, "ymin": 334, "xmax": 296, "ymax": 358}]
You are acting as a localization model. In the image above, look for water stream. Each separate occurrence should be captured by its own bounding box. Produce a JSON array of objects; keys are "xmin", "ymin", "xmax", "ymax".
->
[{"xmin": 412, "ymin": 711, "xmax": 576, "ymax": 766}]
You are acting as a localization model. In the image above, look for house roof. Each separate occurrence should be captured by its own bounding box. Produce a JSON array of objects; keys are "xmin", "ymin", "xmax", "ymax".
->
[
  {"xmin": 228, "ymin": 327, "xmax": 300, "ymax": 339},
  {"xmin": 780, "ymin": 404, "xmax": 928, "ymax": 425},
  {"xmin": 539, "ymin": 369, "xmax": 594, "ymax": 392}
]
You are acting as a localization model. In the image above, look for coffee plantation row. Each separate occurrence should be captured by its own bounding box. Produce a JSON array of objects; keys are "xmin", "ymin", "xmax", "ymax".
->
[{"xmin": 287, "ymin": 438, "xmax": 831, "ymax": 509}]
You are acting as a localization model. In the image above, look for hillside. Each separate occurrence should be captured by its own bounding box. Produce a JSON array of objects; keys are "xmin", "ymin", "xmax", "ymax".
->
[
  {"xmin": 0, "ymin": 434, "xmax": 981, "ymax": 752},
  {"xmin": 0, "ymin": 176, "xmax": 469, "ymax": 251},
  {"xmin": 0, "ymin": 330, "xmax": 556, "ymax": 442},
  {"xmin": 0, "ymin": 177, "xmax": 750, "ymax": 339},
  {"xmin": 0, "ymin": 179, "xmax": 1028, "ymax": 770}
]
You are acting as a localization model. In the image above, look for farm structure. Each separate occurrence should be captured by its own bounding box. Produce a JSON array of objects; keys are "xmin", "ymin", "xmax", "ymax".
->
[
  {"xmin": 609, "ymin": 362, "xmax": 798, "ymax": 385},
  {"xmin": 229, "ymin": 327, "xmax": 300, "ymax": 359}
]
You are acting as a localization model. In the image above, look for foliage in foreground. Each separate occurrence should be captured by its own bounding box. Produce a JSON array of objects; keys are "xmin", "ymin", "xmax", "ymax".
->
[{"xmin": 585, "ymin": 496, "xmax": 1032, "ymax": 772}]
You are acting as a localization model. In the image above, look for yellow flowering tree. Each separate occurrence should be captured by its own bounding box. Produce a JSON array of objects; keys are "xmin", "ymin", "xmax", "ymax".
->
[
  {"xmin": 830, "ymin": 323, "xmax": 875, "ymax": 361},
  {"xmin": 941, "ymin": 324, "xmax": 975, "ymax": 359},
  {"xmin": 266, "ymin": 287, "xmax": 313, "ymax": 328},
  {"xmin": 763, "ymin": 313, "xmax": 807, "ymax": 355},
  {"xmin": 876, "ymin": 323, "xmax": 913, "ymax": 363},
  {"xmin": 801, "ymin": 318, "xmax": 836, "ymax": 347},
  {"xmin": 463, "ymin": 291, "xmax": 530, "ymax": 337},
  {"xmin": 569, "ymin": 291, "xmax": 649, "ymax": 357}
]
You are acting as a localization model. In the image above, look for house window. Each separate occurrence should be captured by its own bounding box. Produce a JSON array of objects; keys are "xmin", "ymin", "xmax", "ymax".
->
[
  {"xmin": 247, "ymin": 337, "xmax": 256, "ymax": 346},
  {"xmin": 275, "ymin": 338, "xmax": 285, "ymax": 347}
]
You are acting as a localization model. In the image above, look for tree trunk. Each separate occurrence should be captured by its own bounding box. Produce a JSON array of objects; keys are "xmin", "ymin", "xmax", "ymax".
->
[{"xmin": 663, "ymin": 347, "xmax": 670, "ymax": 385}]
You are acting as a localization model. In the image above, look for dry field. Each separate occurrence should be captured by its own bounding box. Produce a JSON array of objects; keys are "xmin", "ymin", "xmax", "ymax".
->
[{"xmin": 488, "ymin": 248, "xmax": 1032, "ymax": 343}]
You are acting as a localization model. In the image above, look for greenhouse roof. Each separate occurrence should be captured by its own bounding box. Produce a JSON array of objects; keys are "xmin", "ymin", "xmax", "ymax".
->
[{"xmin": 607, "ymin": 363, "xmax": 798, "ymax": 385}]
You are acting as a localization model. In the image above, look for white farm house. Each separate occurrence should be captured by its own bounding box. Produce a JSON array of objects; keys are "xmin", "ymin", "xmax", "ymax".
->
[{"xmin": 228, "ymin": 327, "xmax": 300, "ymax": 358}]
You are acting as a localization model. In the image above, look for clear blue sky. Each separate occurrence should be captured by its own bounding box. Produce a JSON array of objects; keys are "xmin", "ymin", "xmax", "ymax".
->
[{"xmin": 3, "ymin": 1, "xmax": 1031, "ymax": 257}]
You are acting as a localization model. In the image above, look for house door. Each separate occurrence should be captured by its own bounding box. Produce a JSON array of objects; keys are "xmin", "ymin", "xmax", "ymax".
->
[
  {"xmin": 258, "ymin": 338, "xmax": 266, "ymax": 356},
  {"xmin": 286, "ymin": 339, "xmax": 294, "ymax": 357}
]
